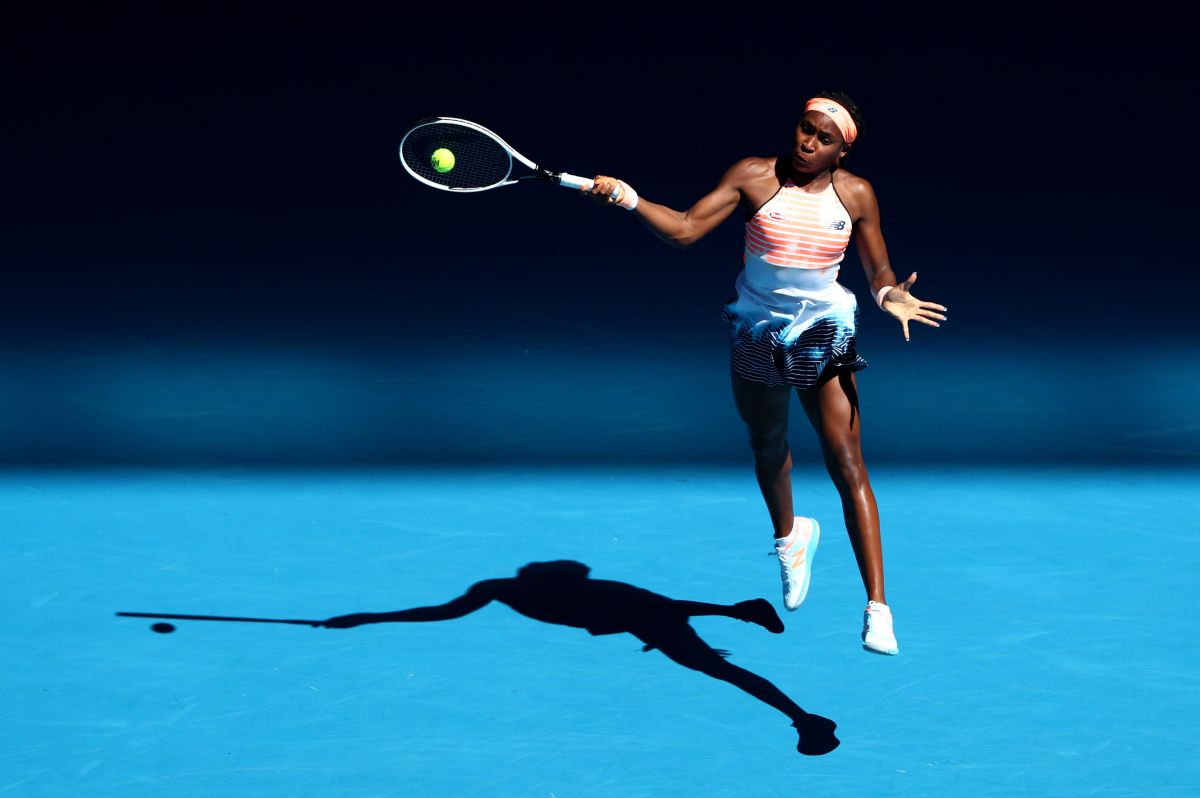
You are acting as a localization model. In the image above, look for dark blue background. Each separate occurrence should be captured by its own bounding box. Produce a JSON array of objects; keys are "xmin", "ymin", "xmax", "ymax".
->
[{"xmin": 2, "ymin": 2, "xmax": 1194, "ymax": 465}]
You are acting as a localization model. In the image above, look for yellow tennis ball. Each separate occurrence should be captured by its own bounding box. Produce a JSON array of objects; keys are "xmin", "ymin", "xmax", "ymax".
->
[{"xmin": 431, "ymin": 148, "xmax": 456, "ymax": 173}]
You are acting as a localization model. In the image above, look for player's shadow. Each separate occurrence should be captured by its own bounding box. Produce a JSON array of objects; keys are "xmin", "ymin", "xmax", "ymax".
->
[{"xmin": 322, "ymin": 559, "xmax": 838, "ymax": 755}]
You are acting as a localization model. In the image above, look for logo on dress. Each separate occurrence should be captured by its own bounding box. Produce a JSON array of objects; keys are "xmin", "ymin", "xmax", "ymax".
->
[
  {"xmin": 827, "ymin": 220, "xmax": 847, "ymax": 230},
  {"xmin": 768, "ymin": 211, "xmax": 786, "ymax": 221}
]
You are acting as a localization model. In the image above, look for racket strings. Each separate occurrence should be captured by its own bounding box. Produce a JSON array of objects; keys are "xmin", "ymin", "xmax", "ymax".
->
[{"xmin": 401, "ymin": 123, "xmax": 513, "ymax": 189}]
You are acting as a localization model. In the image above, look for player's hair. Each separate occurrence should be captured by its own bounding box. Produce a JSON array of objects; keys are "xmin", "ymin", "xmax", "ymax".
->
[{"xmin": 811, "ymin": 89, "xmax": 863, "ymax": 170}]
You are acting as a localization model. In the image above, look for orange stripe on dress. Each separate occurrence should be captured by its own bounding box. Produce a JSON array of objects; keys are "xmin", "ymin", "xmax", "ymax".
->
[
  {"xmin": 751, "ymin": 216, "xmax": 843, "ymax": 233},
  {"xmin": 746, "ymin": 240, "xmax": 847, "ymax": 263},
  {"xmin": 746, "ymin": 226, "xmax": 851, "ymax": 247},
  {"xmin": 746, "ymin": 228, "xmax": 850, "ymax": 267},
  {"xmin": 744, "ymin": 183, "xmax": 852, "ymax": 268}
]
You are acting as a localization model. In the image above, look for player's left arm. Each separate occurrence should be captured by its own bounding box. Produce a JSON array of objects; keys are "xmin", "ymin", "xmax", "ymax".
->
[{"xmin": 843, "ymin": 175, "xmax": 947, "ymax": 341}]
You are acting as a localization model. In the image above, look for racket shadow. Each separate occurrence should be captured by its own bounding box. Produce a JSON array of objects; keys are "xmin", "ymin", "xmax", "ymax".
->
[{"xmin": 323, "ymin": 559, "xmax": 839, "ymax": 756}]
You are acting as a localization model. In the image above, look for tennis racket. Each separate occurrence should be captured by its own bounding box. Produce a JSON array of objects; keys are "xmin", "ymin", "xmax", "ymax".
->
[
  {"xmin": 116, "ymin": 611, "xmax": 322, "ymax": 627},
  {"xmin": 398, "ymin": 116, "xmax": 620, "ymax": 198}
]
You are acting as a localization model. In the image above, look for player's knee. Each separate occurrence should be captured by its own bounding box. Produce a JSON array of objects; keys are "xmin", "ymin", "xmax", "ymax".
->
[
  {"xmin": 827, "ymin": 444, "xmax": 866, "ymax": 488},
  {"xmin": 747, "ymin": 428, "xmax": 788, "ymax": 465}
]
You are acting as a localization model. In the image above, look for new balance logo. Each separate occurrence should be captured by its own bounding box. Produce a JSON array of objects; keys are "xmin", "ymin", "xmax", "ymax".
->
[{"xmin": 828, "ymin": 220, "xmax": 846, "ymax": 230}]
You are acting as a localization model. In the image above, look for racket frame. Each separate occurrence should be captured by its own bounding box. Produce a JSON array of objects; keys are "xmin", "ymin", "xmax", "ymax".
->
[{"xmin": 398, "ymin": 116, "xmax": 604, "ymax": 195}]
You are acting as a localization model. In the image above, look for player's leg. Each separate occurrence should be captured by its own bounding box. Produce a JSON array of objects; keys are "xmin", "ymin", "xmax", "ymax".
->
[
  {"xmin": 731, "ymin": 367, "xmax": 819, "ymax": 610},
  {"xmin": 797, "ymin": 368, "xmax": 884, "ymax": 601},
  {"xmin": 797, "ymin": 368, "xmax": 898, "ymax": 654},
  {"xmin": 730, "ymin": 367, "xmax": 794, "ymax": 539}
]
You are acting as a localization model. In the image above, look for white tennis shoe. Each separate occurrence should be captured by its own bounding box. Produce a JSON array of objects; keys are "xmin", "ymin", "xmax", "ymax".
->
[
  {"xmin": 775, "ymin": 516, "xmax": 819, "ymax": 611},
  {"xmin": 862, "ymin": 600, "xmax": 900, "ymax": 655}
]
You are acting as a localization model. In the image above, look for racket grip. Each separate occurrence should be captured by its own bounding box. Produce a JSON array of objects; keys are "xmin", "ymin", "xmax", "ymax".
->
[{"xmin": 557, "ymin": 172, "xmax": 621, "ymax": 200}]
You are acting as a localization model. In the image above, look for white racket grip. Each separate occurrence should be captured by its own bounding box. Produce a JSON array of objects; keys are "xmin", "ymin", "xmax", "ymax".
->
[{"xmin": 558, "ymin": 172, "xmax": 622, "ymax": 200}]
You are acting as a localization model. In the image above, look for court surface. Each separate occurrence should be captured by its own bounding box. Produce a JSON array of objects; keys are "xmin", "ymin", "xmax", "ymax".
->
[{"xmin": 4, "ymin": 464, "xmax": 1197, "ymax": 796}]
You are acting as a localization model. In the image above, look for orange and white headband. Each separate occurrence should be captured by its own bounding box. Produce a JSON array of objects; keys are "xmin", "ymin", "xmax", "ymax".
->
[{"xmin": 805, "ymin": 97, "xmax": 857, "ymax": 145}]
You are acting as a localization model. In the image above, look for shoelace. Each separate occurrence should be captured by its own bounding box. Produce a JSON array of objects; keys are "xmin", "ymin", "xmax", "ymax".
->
[
  {"xmin": 865, "ymin": 605, "xmax": 893, "ymax": 632},
  {"xmin": 769, "ymin": 537, "xmax": 798, "ymax": 557},
  {"xmin": 770, "ymin": 546, "xmax": 800, "ymax": 573}
]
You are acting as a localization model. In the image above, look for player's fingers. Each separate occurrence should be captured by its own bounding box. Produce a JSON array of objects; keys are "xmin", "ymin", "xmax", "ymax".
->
[
  {"xmin": 921, "ymin": 302, "xmax": 948, "ymax": 312},
  {"xmin": 902, "ymin": 271, "xmax": 918, "ymax": 289},
  {"xmin": 901, "ymin": 319, "xmax": 911, "ymax": 341},
  {"xmin": 920, "ymin": 310, "xmax": 947, "ymax": 321},
  {"xmin": 595, "ymin": 180, "xmax": 620, "ymax": 202},
  {"xmin": 914, "ymin": 316, "xmax": 940, "ymax": 327}
]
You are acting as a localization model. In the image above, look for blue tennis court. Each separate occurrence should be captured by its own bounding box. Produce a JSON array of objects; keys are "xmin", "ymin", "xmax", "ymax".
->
[{"xmin": 5, "ymin": 462, "xmax": 1196, "ymax": 796}]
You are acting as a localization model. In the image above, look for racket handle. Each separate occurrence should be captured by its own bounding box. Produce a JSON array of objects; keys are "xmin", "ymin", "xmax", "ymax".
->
[{"xmin": 556, "ymin": 172, "xmax": 621, "ymax": 200}]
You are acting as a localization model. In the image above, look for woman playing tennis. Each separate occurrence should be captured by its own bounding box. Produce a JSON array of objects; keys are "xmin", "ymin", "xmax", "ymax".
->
[{"xmin": 586, "ymin": 91, "xmax": 945, "ymax": 655}]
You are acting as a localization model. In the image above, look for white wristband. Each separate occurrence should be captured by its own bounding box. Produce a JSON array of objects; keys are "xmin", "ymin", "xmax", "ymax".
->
[
  {"xmin": 615, "ymin": 180, "xmax": 639, "ymax": 211},
  {"xmin": 875, "ymin": 285, "xmax": 894, "ymax": 309}
]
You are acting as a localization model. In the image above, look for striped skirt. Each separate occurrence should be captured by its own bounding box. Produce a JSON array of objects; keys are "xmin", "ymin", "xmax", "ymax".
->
[{"xmin": 722, "ymin": 276, "xmax": 867, "ymax": 390}]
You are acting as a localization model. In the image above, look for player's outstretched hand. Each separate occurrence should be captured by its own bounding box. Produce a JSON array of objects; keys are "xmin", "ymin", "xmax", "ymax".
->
[
  {"xmin": 319, "ymin": 612, "xmax": 377, "ymax": 629},
  {"xmin": 880, "ymin": 272, "xmax": 947, "ymax": 341}
]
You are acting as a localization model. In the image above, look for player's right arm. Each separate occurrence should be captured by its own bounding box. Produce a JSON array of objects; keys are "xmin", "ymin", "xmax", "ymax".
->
[
  {"xmin": 588, "ymin": 158, "xmax": 760, "ymax": 249},
  {"xmin": 320, "ymin": 581, "xmax": 498, "ymax": 628}
]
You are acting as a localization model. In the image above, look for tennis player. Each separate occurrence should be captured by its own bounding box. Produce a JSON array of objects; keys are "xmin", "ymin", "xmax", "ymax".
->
[{"xmin": 585, "ymin": 92, "xmax": 945, "ymax": 655}]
